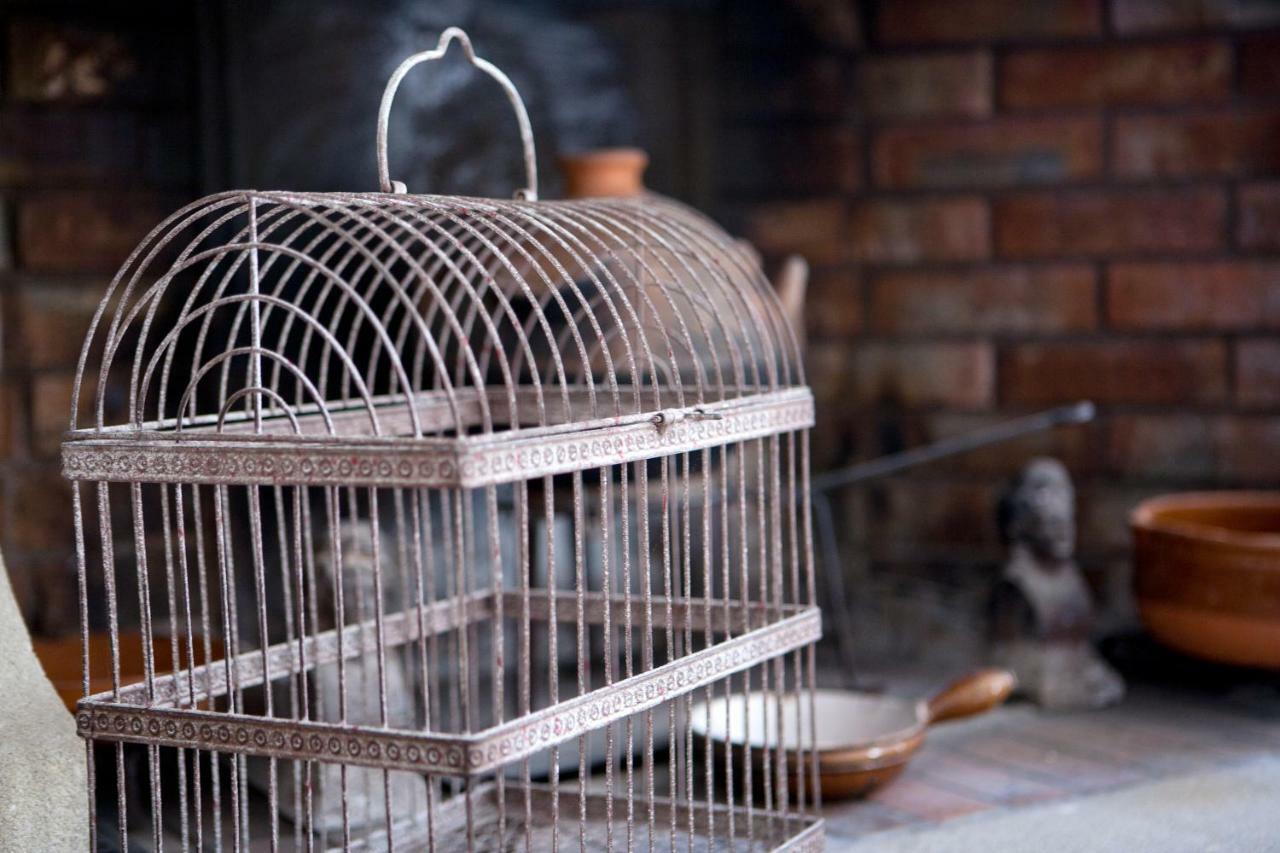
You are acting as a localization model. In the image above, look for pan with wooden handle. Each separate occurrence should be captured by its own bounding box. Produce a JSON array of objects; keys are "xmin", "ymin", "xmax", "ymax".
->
[{"xmin": 692, "ymin": 668, "xmax": 1016, "ymax": 800}]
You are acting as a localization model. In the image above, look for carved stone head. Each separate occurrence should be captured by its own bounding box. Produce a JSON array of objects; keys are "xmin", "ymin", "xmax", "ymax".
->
[{"xmin": 999, "ymin": 457, "xmax": 1076, "ymax": 562}]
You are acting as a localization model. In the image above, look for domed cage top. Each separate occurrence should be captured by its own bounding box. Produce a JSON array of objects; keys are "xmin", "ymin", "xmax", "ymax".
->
[{"xmin": 64, "ymin": 28, "xmax": 823, "ymax": 853}]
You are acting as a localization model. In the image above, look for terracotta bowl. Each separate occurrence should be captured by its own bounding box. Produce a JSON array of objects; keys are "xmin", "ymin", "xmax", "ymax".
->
[{"xmin": 1132, "ymin": 492, "xmax": 1280, "ymax": 669}]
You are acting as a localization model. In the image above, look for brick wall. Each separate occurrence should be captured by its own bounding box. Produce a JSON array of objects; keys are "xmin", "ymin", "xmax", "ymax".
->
[
  {"xmin": 724, "ymin": 0, "xmax": 1280, "ymax": 656},
  {"xmin": 0, "ymin": 6, "xmax": 200, "ymax": 634}
]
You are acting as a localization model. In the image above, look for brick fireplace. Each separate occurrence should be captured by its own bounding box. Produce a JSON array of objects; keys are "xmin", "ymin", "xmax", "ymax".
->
[
  {"xmin": 2, "ymin": 0, "xmax": 1278, "ymax": 665},
  {"xmin": 729, "ymin": 0, "xmax": 1280, "ymax": 659}
]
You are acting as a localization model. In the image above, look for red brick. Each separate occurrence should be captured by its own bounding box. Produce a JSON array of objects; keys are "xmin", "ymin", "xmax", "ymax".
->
[
  {"xmin": 17, "ymin": 191, "xmax": 170, "ymax": 274},
  {"xmin": 1238, "ymin": 182, "xmax": 1280, "ymax": 250},
  {"xmin": 1112, "ymin": 0, "xmax": 1280, "ymax": 33},
  {"xmin": 847, "ymin": 409, "xmax": 1102, "ymax": 478},
  {"xmin": 1000, "ymin": 40, "xmax": 1230, "ymax": 108},
  {"xmin": 724, "ymin": 3, "xmax": 862, "ymax": 51},
  {"xmin": 871, "ymin": 265, "xmax": 1097, "ymax": 334},
  {"xmin": 0, "ymin": 108, "xmax": 192, "ymax": 188},
  {"xmin": 872, "ymin": 118, "xmax": 1102, "ymax": 190},
  {"xmin": 857, "ymin": 52, "xmax": 992, "ymax": 119},
  {"xmin": 721, "ymin": 56, "xmax": 849, "ymax": 119},
  {"xmin": 6, "ymin": 466, "xmax": 73, "ymax": 554},
  {"xmin": 805, "ymin": 267, "xmax": 862, "ymax": 340},
  {"xmin": 806, "ymin": 344, "xmax": 859, "ymax": 466},
  {"xmin": 1114, "ymin": 110, "xmax": 1280, "ymax": 179},
  {"xmin": 0, "ymin": 202, "xmax": 11, "ymax": 271},
  {"xmin": 850, "ymin": 341, "xmax": 995, "ymax": 409},
  {"xmin": 31, "ymin": 371, "xmax": 78, "ymax": 458},
  {"xmin": 0, "ymin": 382, "xmax": 24, "ymax": 459},
  {"xmin": 1107, "ymin": 261, "xmax": 1280, "ymax": 330},
  {"xmin": 1108, "ymin": 413, "xmax": 1280, "ymax": 481},
  {"xmin": 744, "ymin": 200, "xmax": 847, "ymax": 264},
  {"xmin": 850, "ymin": 197, "xmax": 990, "ymax": 264},
  {"xmin": 1236, "ymin": 338, "xmax": 1280, "ymax": 407},
  {"xmin": 999, "ymin": 339, "xmax": 1228, "ymax": 404},
  {"xmin": 878, "ymin": 0, "xmax": 1101, "ymax": 44},
  {"xmin": 1240, "ymin": 34, "xmax": 1280, "ymax": 96},
  {"xmin": 994, "ymin": 188, "xmax": 1226, "ymax": 258},
  {"xmin": 12, "ymin": 278, "xmax": 109, "ymax": 369},
  {"xmin": 720, "ymin": 127, "xmax": 861, "ymax": 195},
  {"xmin": 1077, "ymin": 484, "xmax": 1171, "ymax": 553},
  {"xmin": 1218, "ymin": 418, "xmax": 1280, "ymax": 478},
  {"xmin": 850, "ymin": 479, "xmax": 1003, "ymax": 553}
]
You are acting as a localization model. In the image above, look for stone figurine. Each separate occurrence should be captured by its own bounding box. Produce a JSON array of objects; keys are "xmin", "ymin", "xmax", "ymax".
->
[{"xmin": 990, "ymin": 458, "xmax": 1124, "ymax": 709}]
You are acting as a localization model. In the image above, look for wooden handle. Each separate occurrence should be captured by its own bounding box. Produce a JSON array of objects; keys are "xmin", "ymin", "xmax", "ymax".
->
[{"xmin": 925, "ymin": 668, "xmax": 1016, "ymax": 725}]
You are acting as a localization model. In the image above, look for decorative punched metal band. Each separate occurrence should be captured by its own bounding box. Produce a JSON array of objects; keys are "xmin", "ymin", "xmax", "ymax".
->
[
  {"xmin": 63, "ymin": 388, "xmax": 813, "ymax": 488},
  {"xmin": 78, "ymin": 606, "xmax": 820, "ymax": 776}
]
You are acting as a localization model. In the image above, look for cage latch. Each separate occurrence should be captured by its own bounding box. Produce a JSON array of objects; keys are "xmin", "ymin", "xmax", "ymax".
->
[{"xmin": 650, "ymin": 406, "xmax": 725, "ymax": 434}]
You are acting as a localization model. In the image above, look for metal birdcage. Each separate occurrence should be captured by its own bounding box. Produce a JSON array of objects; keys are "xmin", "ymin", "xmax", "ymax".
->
[{"xmin": 64, "ymin": 27, "xmax": 822, "ymax": 852}]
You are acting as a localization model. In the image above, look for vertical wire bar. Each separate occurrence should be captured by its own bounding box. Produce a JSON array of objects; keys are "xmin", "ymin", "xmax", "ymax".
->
[
  {"xmin": 441, "ymin": 490, "xmax": 459, "ymax": 778},
  {"xmin": 130, "ymin": 482, "xmax": 164, "ymax": 852},
  {"xmin": 543, "ymin": 475, "xmax": 560, "ymax": 853},
  {"xmin": 348, "ymin": 487, "xmax": 373, "ymax": 836},
  {"xmin": 801, "ymin": 431, "xmax": 821, "ymax": 813},
  {"xmin": 769, "ymin": 435, "xmax": 790, "ymax": 828},
  {"xmin": 718, "ymin": 446, "xmax": 735, "ymax": 846},
  {"xmin": 158, "ymin": 483, "xmax": 190, "ymax": 851},
  {"xmin": 300, "ymin": 493, "xmax": 319, "ymax": 849},
  {"xmin": 753, "ymin": 439, "xmax": 774, "ymax": 833},
  {"xmin": 599, "ymin": 467, "xmax": 615, "ymax": 852},
  {"xmin": 291, "ymin": 487, "xmax": 316, "ymax": 853},
  {"xmin": 517, "ymin": 480, "xmax": 532, "ymax": 853},
  {"xmin": 324, "ymin": 486, "xmax": 352, "ymax": 850},
  {"xmin": 680, "ymin": 453, "xmax": 694, "ymax": 853},
  {"xmin": 485, "ymin": 484, "xmax": 506, "ymax": 845},
  {"xmin": 246, "ymin": 486, "xmax": 279, "ymax": 852},
  {"xmin": 636, "ymin": 460, "xmax": 656, "ymax": 853},
  {"xmin": 735, "ymin": 444, "xmax": 754, "ymax": 848},
  {"xmin": 272, "ymin": 486, "xmax": 303, "ymax": 852},
  {"xmin": 785, "ymin": 431, "xmax": 805, "ymax": 825},
  {"xmin": 619, "ymin": 463, "xmax": 635, "ymax": 853},
  {"xmin": 414, "ymin": 488, "xmax": 439, "ymax": 852},
  {"xmin": 190, "ymin": 485, "xmax": 220, "ymax": 851},
  {"xmin": 97, "ymin": 483, "xmax": 126, "ymax": 850},
  {"xmin": 451, "ymin": 489, "xmax": 475, "ymax": 853},
  {"xmin": 700, "ymin": 448, "xmax": 714, "ymax": 847},
  {"xmin": 213, "ymin": 485, "xmax": 244, "ymax": 852},
  {"xmin": 72, "ymin": 483, "xmax": 97, "ymax": 852},
  {"xmin": 571, "ymin": 470, "xmax": 587, "ymax": 853},
  {"xmin": 660, "ymin": 456, "xmax": 676, "ymax": 853},
  {"xmin": 365, "ymin": 487, "xmax": 396, "ymax": 851},
  {"xmin": 391, "ymin": 487, "xmax": 416, "ymax": 847}
]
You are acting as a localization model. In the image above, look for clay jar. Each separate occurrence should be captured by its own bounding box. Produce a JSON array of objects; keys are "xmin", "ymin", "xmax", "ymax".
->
[{"xmin": 558, "ymin": 148, "xmax": 648, "ymax": 199}]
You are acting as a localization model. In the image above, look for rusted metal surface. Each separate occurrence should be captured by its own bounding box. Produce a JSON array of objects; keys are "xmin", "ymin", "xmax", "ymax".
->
[{"xmin": 67, "ymin": 27, "xmax": 820, "ymax": 851}]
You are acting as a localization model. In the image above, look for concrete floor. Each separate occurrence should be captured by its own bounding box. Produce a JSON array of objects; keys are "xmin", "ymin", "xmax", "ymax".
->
[
  {"xmin": 829, "ymin": 755, "xmax": 1280, "ymax": 852},
  {"xmin": 821, "ymin": 649, "xmax": 1280, "ymax": 851}
]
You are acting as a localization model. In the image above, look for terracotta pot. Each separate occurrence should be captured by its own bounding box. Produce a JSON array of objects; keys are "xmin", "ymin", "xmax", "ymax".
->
[
  {"xmin": 1132, "ymin": 492, "xmax": 1280, "ymax": 669},
  {"xmin": 558, "ymin": 148, "xmax": 648, "ymax": 199}
]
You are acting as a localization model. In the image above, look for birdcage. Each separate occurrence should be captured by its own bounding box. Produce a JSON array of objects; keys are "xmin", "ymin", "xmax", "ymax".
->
[{"xmin": 64, "ymin": 27, "xmax": 823, "ymax": 852}]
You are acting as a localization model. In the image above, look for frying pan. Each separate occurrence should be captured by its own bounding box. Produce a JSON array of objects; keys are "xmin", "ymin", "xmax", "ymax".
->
[{"xmin": 692, "ymin": 668, "xmax": 1015, "ymax": 799}]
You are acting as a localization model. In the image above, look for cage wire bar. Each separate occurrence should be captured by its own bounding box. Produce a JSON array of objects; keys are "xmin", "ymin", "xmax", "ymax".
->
[{"xmin": 63, "ymin": 27, "xmax": 823, "ymax": 852}]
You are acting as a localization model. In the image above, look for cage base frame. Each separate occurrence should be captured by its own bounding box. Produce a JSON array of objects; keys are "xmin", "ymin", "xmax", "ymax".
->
[{"xmin": 340, "ymin": 781, "xmax": 824, "ymax": 852}]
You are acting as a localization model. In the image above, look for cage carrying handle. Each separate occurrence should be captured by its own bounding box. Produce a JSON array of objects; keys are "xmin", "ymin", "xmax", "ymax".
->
[{"xmin": 376, "ymin": 26, "xmax": 538, "ymax": 200}]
